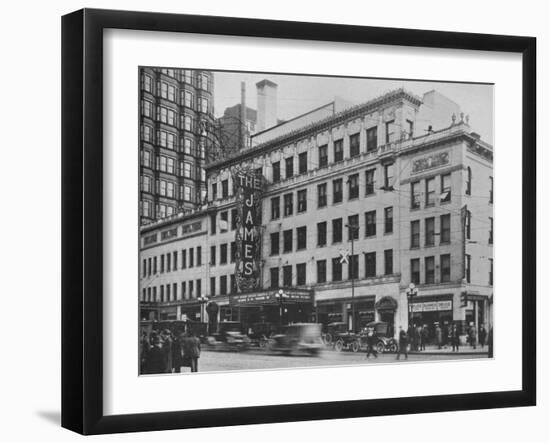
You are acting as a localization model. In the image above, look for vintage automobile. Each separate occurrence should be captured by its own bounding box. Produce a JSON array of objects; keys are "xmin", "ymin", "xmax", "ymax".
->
[
  {"xmin": 206, "ymin": 321, "xmax": 251, "ymax": 351},
  {"xmin": 359, "ymin": 321, "xmax": 398, "ymax": 353},
  {"xmin": 246, "ymin": 322, "xmax": 280, "ymax": 348},
  {"xmin": 333, "ymin": 331, "xmax": 361, "ymax": 352},
  {"xmin": 268, "ymin": 323, "xmax": 323, "ymax": 356},
  {"xmin": 322, "ymin": 322, "xmax": 349, "ymax": 346}
]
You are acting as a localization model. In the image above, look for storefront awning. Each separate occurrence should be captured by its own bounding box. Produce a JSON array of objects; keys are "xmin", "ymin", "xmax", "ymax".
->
[{"xmin": 229, "ymin": 289, "xmax": 313, "ymax": 307}]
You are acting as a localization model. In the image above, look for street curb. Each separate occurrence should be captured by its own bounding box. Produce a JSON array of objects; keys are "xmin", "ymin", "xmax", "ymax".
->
[{"xmin": 408, "ymin": 351, "xmax": 488, "ymax": 356}]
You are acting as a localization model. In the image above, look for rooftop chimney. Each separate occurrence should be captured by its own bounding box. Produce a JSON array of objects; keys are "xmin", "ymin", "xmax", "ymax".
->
[{"xmin": 256, "ymin": 79, "xmax": 278, "ymax": 132}]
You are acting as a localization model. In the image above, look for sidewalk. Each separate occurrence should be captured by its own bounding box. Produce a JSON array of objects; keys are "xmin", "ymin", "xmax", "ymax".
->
[{"xmin": 408, "ymin": 345, "xmax": 489, "ymax": 356}]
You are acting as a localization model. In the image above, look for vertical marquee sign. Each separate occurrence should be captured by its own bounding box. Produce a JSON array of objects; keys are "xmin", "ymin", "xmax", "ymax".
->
[{"xmin": 233, "ymin": 168, "xmax": 264, "ymax": 292}]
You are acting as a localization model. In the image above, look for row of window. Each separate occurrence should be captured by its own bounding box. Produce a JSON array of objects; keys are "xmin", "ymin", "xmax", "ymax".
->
[
  {"xmin": 142, "ymin": 247, "xmax": 203, "ymax": 277},
  {"xmin": 209, "ymin": 242, "xmax": 237, "ymax": 266},
  {"xmin": 140, "ymin": 177, "xmax": 201, "ymax": 201},
  {"xmin": 141, "ymin": 126, "xmax": 206, "ymax": 158},
  {"xmin": 142, "ymin": 70, "xmax": 210, "ymax": 92},
  {"xmin": 141, "ymin": 101, "xmax": 210, "ymax": 132},
  {"xmin": 410, "ymin": 214, "xmax": 451, "ymax": 248},
  {"xmin": 140, "ymin": 201, "xmax": 177, "ymax": 219},
  {"xmin": 269, "ymin": 249, "xmax": 394, "ymax": 288},
  {"xmin": 209, "ymin": 275, "xmax": 237, "ymax": 297},
  {"xmin": 410, "ymin": 174, "xmax": 452, "ymax": 209},
  {"xmin": 142, "ymin": 279, "xmax": 203, "ymax": 303}
]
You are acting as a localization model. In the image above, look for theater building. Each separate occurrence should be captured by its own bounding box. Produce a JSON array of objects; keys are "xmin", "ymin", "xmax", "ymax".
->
[{"xmin": 140, "ymin": 87, "xmax": 493, "ymax": 340}]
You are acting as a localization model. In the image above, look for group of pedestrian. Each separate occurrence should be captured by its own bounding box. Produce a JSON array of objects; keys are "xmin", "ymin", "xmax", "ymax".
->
[
  {"xmin": 408, "ymin": 324, "xmax": 430, "ymax": 351},
  {"xmin": 140, "ymin": 328, "xmax": 201, "ymax": 374}
]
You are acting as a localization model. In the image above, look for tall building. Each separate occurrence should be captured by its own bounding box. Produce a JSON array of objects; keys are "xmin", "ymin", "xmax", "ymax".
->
[
  {"xmin": 139, "ymin": 68, "xmax": 215, "ymax": 225},
  {"xmin": 140, "ymin": 86, "xmax": 493, "ymax": 342}
]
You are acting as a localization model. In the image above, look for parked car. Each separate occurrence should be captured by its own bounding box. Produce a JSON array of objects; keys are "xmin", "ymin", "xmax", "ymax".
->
[
  {"xmin": 268, "ymin": 323, "xmax": 323, "ymax": 356},
  {"xmin": 333, "ymin": 331, "xmax": 361, "ymax": 352},
  {"xmin": 206, "ymin": 321, "xmax": 251, "ymax": 351},
  {"xmin": 322, "ymin": 322, "xmax": 349, "ymax": 346},
  {"xmin": 359, "ymin": 321, "xmax": 397, "ymax": 353}
]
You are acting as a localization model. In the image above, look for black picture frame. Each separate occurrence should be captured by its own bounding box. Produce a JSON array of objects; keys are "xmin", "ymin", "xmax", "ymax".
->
[{"xmin": 61, "ymin": 8, "xmax": 536, "ymax": 435}]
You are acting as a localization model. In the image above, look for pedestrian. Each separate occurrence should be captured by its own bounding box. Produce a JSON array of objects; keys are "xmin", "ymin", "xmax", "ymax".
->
[
  {"xmin": 435, "ymin": 323, "xmax": 443, "ymax": 350},
  {"xmin": 468, "ymin": 323, "xmax": 477, "ymax": 349},
  {"xmin": 451, "ymin": 325, "xmax": 460, "ymax": 352},
  {"xmin": 365, "ymin": 328, "xmax": 378, "ymax": 359},
  {"xmin": 144, "ymin": 336, "xmax": 167, "ymax": 374},
  {"xmin": 396, "ymin": 326, "xmax": 408, "ymax": 360},
  {"xmin": 182, "ymin": 330, "xmax": 201, "ymax": 372},
  {"xmin": 409, "ymin": 324, "xmax": 417, "ymax": 351},
  {"xmin": 140, "ymin": 330, "xmax": 150, "ymax": 374},
  {"xmin": 479, "ymin": 325, "xmax": 487, "ymax": 349},
  {"xmin": 415, "ymin": 325, "xmax": 422, "ymax": 351},
  {"xmin": 488, "ymin": 326, "xmax": 493, "ymax": 358},
  {"xmin": 172, "ymin": 331, "xmax": 185, "ymax": 373},
  {"xmin": 421, "ymin": 325, "xmax": 428, "ymax": 351},
  {"xmin": 161, "ymin": 329, "xmax": 173, "ymax": 373}
]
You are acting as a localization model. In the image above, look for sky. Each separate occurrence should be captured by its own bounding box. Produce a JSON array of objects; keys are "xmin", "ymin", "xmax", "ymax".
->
[{"xmin": 212, "ymin": 71, "xmax": 494, "ymax": 145}]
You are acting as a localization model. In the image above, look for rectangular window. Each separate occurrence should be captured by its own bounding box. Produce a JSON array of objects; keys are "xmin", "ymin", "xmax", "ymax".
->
[
  {"xmin": 332, "ymin": 218, "xmax": 343, "ymax": 243},
  {"xmin": 221, "ymin": 179, "xmax": 228, "ymax": 198},
  {"xmin": 271, "ymin": 196, "xmax": 280, "ymax": 220},
  {"xmin": 383, "ymin": 164, "xmax": 393, "ymax": 189},
  {"xmin": 333, "ymin": 178, "xmax": 343, "ymax": 204},
  {"xmin": 489, "ymin": 259, "xmax": 493, "ymax": 285},
  {"xmin": 385, "ymin": 120, "xmax": 394, "ymax": 143},
  {"xmin": 220, "ymin": 211, "xmax": 228, "ymax": 232},
  {"xmin": 296, "ymin": 263, "xmax": 307, "ymax": 286},
  {"xmin": 160, "ymin": 255, "xmax": 165, "ymax": 273},
  {"xmin": 365, "ymin": 168, "xmax": 376, "ymax": 195},
  {"xmin": 160, "ymin": 285, "xmax": 165, "ymax": 302},
  {"xmin": 348, "ymin": 174, "xmax": 359, "ymax": 199},
  {"xmin": 411, "ymin": 258, "xmax": 420, "ymax": 284},
  {"xmin": 270, "ymin": 268, "xmax": 279, "ymax": 289},
  {"xmin": 220, "ymin": 276, "xmax": 227, "ymax": 295},
  {"xmin": 425, "ymin": 217, "xmax": 435, "ymax": 246},
  {"xmin": 489, "ymin": 176, "xmax": 494, "ymax": 204},
  {"xmin": 384, "ymin": 249, "xmax": 393, "ymax": 275},
  {"xmin": 365, "ymin": 210, "xmax": 376, "ymax": 237},
  {"xmin": 230, "ymin": 242, "xmax": 236, "ymax": 263},
  {"xmin": 318, "ymin": 183, "xmax": 327, "ymax": 208},
  {"xmin": 366, "ymin": 126, "xmax": 377, "ymax": 152},
  {"xmin": 296, "ymin": 226, "xmax": 307, "ymax": 250},
  {"xmin": 319, "ymin": 145, "xmax": 328, "ymax": 168},
  {"xmin": 411, "ymin": 220, "xmax": 420, "ymax": 248},
  {"xmin": 317, "ymin": 260, "xmax": 327, "ymax": 284},
  {"xmin": 188, "ymin": 280, "xmax": 194, "ymax": 299},
  {"xmin": 440, "ymin": 254, "xmax": 451, "ymax": 282},
  {"xmin": 285, "ymin": 157, "xmax": 294, "ymax": 178},
  {"xmin": 425, "ymin": 256, "xmax": 435, "ymax": 284},
  {"xmin": 440, "ymin": 214, "xmax": 451, "ymax": 243},
  {"xmin": 426, "ymin": 177, "xmax": 436, "ymax": 207},
  {"xmin": 332, "ymin": 258, "xmax": 342, "ymax": 282},
  {"xmin": 365, "ymin": 252, "xmax": 376, "ymax": 278},
  {"xmin": 270, "ymin": 232, "xmax": 280, "ymax": 255},
  {"xmin": 210, "ymin": 245, "xmax": 216, "ymax": 266},
  {"xmin": 196, "ymin": 279, "xmax": 202, "ymax": 298},
  {"xmin": 348, "ymin": 254, "xmax": 359, "ymax": 280},
  {"xmin": 349, "ymin": 133, "xmax": 360, "ymax": 158},
  {"xmin": 210, "ymin": 277, "xmax": 216, "ymax": 297},
  {"xmin": 181, "ymin": 250, "xmax": 186, "ymax": 269},
  {"xmin": 180, "ymin": 282, "xmax": 185, "ymax": 300},
  {"xmin": 211, "ymin": 183, "xmax": 217, "ymax": 200},
  {"xmin": 283, "ymin": 229, "xmax": 293, "ymax": 253},
  {"xmin": 334, "ymin": 139, "xmax": 344, "ymax": 162},
  {"xmin": 272, "ymin": 161, "xmax": 280, "ymax": 183},
  {"xmin": 281, "ymin": 194, "xmax": 292, "ymax": 217},
  {"xmin": 441, "ymin": 173, "xmax": 452, "ymax": 203},
  {"xmin": 298, "ymin": 152, "xmax": 308, "ymax": 174},
  {"xmin": 189, "ymin": 248, "xmax": 194, "ymax": 268},
  {"xmin": 142, "ymin": 259, "xmax": 147, "ymax": 277},
  {"xmin": 196, "ymin": 247, "xmax": 202, "ymax": 266},
  {"xmin": 347, "ymin": 215, "xmax": 359, "ymax": 240},
  {"xmin": 489, "ymin": 217, "xmax": 494, "ymax": 244},
  {"xmin": 465, "ymin": 254, "xmax": 471, "ymax": 283},
  {"xmin": 466, "ymin": 167, "xmax": 472, "ymax": 195},
  {"xmin": 465, "ymin": 210, "xmax": 472, "ymax": 239},
  {"xmin": 210, "ymin": 213, "xmax": 217, "ymax": 235},
  {"xmin": 220, "ymin": 244, "xmax": 228, "ymax": 264},
  {"xmin": 297, "ymin": 189, "xmax": 307, "ymax": 212},
  {"xmin": 283, "ymin": 265, "xmax": 293, "ymax": 287},
  {"xmin": 317, "ymin": 222, "xmax": 327, "ymax": 247},
  {"xmin": 384, "ymin": 207, "xmax": 393, "ymax": 234},
  {"xmin": 166, "ymin": 253, "xmax": 171, "ymax": 272},
  {"xmin": 411, "ymin": 181, "xmax": 421, "ymax": 209}
]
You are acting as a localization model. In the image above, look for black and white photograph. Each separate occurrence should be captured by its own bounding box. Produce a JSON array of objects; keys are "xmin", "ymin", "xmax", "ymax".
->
[{"xmin": 138, "ymin": 69, "xmax": 494, "ymax": 375}]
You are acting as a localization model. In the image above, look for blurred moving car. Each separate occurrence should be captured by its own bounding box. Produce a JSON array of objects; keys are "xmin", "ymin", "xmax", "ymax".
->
[
  {"xmin": 268, "ymin": 323, "xmax": 323, "ymax": 356},
  {"xmin": 206, "ymin": 321, "xmax": 251, "ymax": 351}
]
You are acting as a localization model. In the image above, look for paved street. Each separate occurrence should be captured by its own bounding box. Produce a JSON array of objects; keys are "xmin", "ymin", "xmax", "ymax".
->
[{"xmin": 196, "ymin": 349, "xmax": 486, "ymax": 373}]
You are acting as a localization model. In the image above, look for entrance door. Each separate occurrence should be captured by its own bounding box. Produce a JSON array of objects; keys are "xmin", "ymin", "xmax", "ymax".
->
[{"xmin": 379, "ymin": 311, "xmax": 395, "ymax": 337}]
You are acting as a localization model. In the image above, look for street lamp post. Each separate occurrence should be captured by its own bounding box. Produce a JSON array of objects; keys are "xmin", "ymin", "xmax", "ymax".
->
[
  {"xmin": 197, "ymin": 295, "xmax": 209, "ymax": 324},
  {"xmin": 406, "ymin": 283, "xmax": 418, "ymax": 333},
  {"xmin": 276, "ymin": 289, "xmax": 289, "ymax": 327},
  {"xmin": 345, "ymin": 223, "xmax": 359, "ymax": 333}
]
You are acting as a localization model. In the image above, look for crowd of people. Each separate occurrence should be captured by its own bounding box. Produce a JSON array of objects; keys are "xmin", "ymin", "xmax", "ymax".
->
[{"xmin": 140, "ymin": 328, "xmax": 201, "ymax": 374}]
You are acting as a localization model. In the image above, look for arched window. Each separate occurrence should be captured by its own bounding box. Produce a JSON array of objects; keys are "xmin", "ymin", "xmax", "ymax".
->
[{"xmin": 466, "ymin": 167, "xmax": 472, "ymax": 195}]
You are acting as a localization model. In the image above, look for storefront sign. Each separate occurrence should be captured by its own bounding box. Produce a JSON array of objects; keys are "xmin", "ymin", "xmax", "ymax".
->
[
  {"xmin": 230, "ymin": 290, "xmax": 312, "ymax": 306},
  {"xmin": 411, "ymin": 300, "xmax": 452, "ymax": 312}
]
